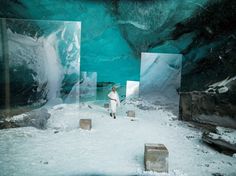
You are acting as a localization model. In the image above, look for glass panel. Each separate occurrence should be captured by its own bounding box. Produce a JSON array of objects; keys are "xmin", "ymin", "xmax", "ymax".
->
[
  {"xmin": 126, "ymin": 81, "xmax": 139, "ymax": 98},
  {"xmin": 80, "ymin": 71, "xmax": 97, "ymax": 101},
  {"xmin": 140, "ymin": 52, "xmax": 182, "ymax": 111},
  {"xmin": 0, "ymin": 18, "xmax": 81, "ymax": 112}
]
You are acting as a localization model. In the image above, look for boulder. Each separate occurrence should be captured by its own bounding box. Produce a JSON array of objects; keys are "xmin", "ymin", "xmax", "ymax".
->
[
  {"xmin": 179, "ymin": 91, "xmax": 236, "ymax": 129},
  {"xmin": 144, "ymin": 143, "xmax": 169, "ymax": 173},
  {"xmin": 0, "ymin": 108, "xmax": 50, "ymax": 130},
  {"xmin": 126, "ymin": 110, "xmax": 135, "ymax": 117},
  {"xmin": 79, "ymin": 119, "xmax": 92, "ymax": 130},
  {"xmin": 104, "ymin": 103, "xmax": 109, "ymax": 109},
  {"xmin": 202, "ymin": 127, "xmax": 236, "ymax": 154}
]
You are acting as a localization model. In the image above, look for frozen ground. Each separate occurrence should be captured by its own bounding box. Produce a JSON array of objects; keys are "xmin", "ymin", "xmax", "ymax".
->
[
  {"xmin": 207, "ymin": 127, "xmax": 236, "ymax": 145},
  {"xmin": 0, "ymin": 100, "xmax": 236, "ymax": 176}
]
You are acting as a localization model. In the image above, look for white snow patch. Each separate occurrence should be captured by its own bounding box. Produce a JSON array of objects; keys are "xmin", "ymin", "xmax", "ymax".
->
[
  {"xmin": 118, "ymin": 20, "xmax": 149, "ymax": 30},
  {"xmin": 11, "ymin": 113, "xmax": 28, "ymax": 122},
  {"xmin": 210, "ymin": 127, "xmax": 236, "ymax": 145},
  {"xmin": 210, "ymin": 76, "xmax": 236, "ymax": 88},
  {"xmin": 206, "ymin": 75, "xmax": 236, "ymax": 94},
  {"xmin": 137, "ymin": 169, "xmax": 188, "ymax": 176}
]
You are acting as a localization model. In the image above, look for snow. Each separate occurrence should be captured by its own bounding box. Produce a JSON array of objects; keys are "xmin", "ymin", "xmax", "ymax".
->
[
  {"xmin": 10, "ymin": 113, "xmax": 28, "ymax": 122},
  {"xmin": 137, "ymin": 169, "xmax": 188, "ymax": 176},
  {"xmin": 206, "ymin": 76, "xmax": 236, "ymax": 94},
  {"xmin": 218, "ymin": 87, "xmax": 229, "ymax": 94},
  {"xmin": 208, "ymin": 127, "xmax": 236, "ymax": 145},
  {"xmin": 0, "ymin": 100, "xmax": 236, "ymax": 176},
  {"xmin": 118, "ymin": 20, "xmax": 149, "ymax": 30},
  {"xmin": 210, "ymin": 76, "xmax": 236, "ymax": 88}
]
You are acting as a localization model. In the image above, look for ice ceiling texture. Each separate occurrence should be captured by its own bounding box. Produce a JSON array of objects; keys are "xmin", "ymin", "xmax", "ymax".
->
[{"xmin": 0, "ymin": 0, "xmax": 236, "ymax": 114}]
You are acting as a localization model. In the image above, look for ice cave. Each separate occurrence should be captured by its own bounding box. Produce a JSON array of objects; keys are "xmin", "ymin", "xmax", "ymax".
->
[{"xmin": 0, "ymin": 0, "xmax": 236, "ymax": 176}]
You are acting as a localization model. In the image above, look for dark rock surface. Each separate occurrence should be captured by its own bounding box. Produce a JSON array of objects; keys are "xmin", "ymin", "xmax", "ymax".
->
[
  {"xmin": 202, "ymin": 130, "xmax": 236, "ymax": 155},
  {"xmin": 179, "ymin": 91, "xmax": 236, "ymax": 129}
]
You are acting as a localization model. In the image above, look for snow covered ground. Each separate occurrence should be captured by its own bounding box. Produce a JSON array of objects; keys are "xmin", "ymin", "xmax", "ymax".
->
[
  {"xmin": 208, "ymin": 127, "xmax": 236, "ymax": 145},
  {"xmin": 0, "ymin": 99, "xmax": 236, "ymax": 176}
]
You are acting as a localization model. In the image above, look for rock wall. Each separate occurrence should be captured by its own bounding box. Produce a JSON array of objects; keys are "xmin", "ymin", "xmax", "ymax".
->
[
  {"xmin": 0, "ymin": 108, "xmax": 50, "ymax": 129},
  {"xmin": 179, "ymin": 91, "xmax": 236, "ymax": 129}
]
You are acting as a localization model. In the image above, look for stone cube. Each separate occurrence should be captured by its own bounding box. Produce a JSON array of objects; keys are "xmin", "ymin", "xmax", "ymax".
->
[
  {"xmin": 104, "ymin": 103, "xmax": 109, "ymax": 109},
  {"xmin": 126, "ymin": 110, "xmax": 135, "ymax": 117},
  {"xmin": 144, "ymin": 143, "xmax": 169, "ymax": 173},
  {"xmin": 79, "ymin": 119, "xmax": 92, "ymax": 130}
]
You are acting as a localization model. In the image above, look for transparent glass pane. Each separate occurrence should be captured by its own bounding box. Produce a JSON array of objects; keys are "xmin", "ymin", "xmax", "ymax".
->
[
  {"xmin": 140, "ymin": 52, "xmax": 182, "ymax": 111},
  {"xmin": 0, "ymin": 18, "xmax": 81, "ymax": 111},
  {"xmin": 126, "ymin": 81, "xmax": 139, "ymax": 98},
  {"xmin": 80, "ymin": 72, "xmax": 97, "ymax": 101}
]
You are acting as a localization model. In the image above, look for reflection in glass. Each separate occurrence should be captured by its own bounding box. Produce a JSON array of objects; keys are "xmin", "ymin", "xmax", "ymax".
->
[
  {"xmin": 126, "ymin": 81, "xmax": 139, "ymax": 98},
  {"xmin": 140, "ymin": 52, "xmax": 182, "ymax": 108},
  {"xmin": 80, "ymin": 72, "xmax": 97, "ymax": 101},
  {"xmin": 0, "ymin": 18, "xmax": 81, "ymax": 109}
]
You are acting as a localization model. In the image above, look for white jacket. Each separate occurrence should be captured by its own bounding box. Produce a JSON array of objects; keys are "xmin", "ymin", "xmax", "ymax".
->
[{"xmin": 108, "ymin": 91, "xmax": 120, "ymax": 113}]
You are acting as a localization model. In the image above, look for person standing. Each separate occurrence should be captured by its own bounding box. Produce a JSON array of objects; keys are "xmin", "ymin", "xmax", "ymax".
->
[{"xmin": 108, "ymin": 86, "xmax": 120, "ymax": 119}]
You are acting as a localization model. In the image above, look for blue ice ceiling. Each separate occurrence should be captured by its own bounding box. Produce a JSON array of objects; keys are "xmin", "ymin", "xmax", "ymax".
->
[
  {"xmin": 0, "ymin": 0, "xmax": 236, "ymax": 107},
  {"xmin": 0, "ymin": 0, "xmax": 210, "ymax": 84}
]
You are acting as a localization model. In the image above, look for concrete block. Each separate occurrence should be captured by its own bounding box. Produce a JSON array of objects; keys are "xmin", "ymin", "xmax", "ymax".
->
[
  {"xmin": 126, "ymin": 110, "xmax": 135, "ymax": 117},
  {"xmin": 79, "ymin": 119, "xmax": 92, "ymax": 130},
  {"xmin": 104, "ymin": 103, "xmax": 109, "ymax": 108},
  {"xmin": 144, "ymin": 143, "xmax": 169, "ymax": 173}
]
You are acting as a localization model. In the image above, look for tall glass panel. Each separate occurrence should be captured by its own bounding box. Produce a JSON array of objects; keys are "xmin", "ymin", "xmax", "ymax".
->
[
  {"xmin": 126, "ymin": 81, "xmax": 139, "ymax": 98},
  {"xmin": 80, "ymin": 71, "xmax": 97, "ymax": 101},
  {"xmin": 140, "ymin": 52, "xmax": 182, "ymax": 112},
  {"xmin": 0, "ymin": 18, "xmax": 81, "ymax": 110}
]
